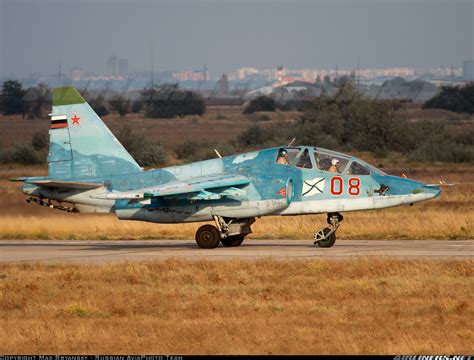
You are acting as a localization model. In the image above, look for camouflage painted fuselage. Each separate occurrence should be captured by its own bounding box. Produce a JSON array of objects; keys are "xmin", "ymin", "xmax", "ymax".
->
[{"xmin": 23, "ymin": 146, "xmax": 441, "ymax": 223}]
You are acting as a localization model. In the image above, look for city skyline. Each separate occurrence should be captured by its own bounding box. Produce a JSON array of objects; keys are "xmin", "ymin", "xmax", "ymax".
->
[
  {"xmin": 1, "ymin": 0, "xmax": 473, "ymax": 79},
  {"xmin": 8, "ymin": 58, "xmax": 467, "ymax": 83}
]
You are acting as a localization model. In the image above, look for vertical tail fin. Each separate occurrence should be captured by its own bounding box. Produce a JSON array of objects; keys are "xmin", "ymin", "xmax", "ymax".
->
[{"xmin": 48, "ymin": 87, "xmax": 142, "ymax": 180}]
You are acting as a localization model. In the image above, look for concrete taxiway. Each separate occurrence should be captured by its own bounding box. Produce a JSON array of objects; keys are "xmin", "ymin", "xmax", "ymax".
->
[{"xmin": 0, "ymin": 239, "xmax": 472, "ymax": 263}]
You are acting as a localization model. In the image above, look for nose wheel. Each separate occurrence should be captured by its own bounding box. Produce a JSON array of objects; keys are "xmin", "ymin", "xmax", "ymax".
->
[{"xmin": 314, "ymin": 213, "xmax": 343, "ymax": 248}]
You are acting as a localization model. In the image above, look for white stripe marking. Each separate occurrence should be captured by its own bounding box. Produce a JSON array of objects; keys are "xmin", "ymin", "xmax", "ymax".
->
[{"xmin": 51, "ymin": 115, "xmax": 68, "ymax": 121}]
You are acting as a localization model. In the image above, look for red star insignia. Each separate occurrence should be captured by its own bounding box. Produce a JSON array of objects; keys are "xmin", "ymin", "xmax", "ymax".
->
[
  {"xmin": 277, "ymin": 187, "xmax": 287, "ymax": 197},
  {"xmin": 71, "ymin": 113, "xmax": 81, "ymax": 126}
]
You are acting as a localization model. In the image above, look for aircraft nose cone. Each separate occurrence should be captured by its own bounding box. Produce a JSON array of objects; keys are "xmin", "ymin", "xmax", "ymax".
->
[{"xmin": 422, "ymin": 184, "xmax": 442, "ymax": 199}]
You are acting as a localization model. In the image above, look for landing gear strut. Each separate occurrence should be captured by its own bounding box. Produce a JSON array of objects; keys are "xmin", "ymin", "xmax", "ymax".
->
[
  {"xmin": 195, "ymin": 216, "xmax": 255, "ymax": 249},
  {"xmin": 314, "ymin": 212, "xmax": 343, "ymax": 248}
]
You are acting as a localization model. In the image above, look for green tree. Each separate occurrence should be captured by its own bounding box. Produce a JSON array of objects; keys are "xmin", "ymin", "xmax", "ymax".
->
[
  {"xmin": 238, "ymin": 124, "xmax": 268, "ymax": 147},
  {"xmin": 88, "ymin": 95, "xmax": 109, "ymax": 117},
  {"xmin": 407, "ymin": 120, "xmax": 474, "ymax": 163},
  {"xmin": 424, "ymin": 83, "xmax": 474, "ymax": 114},
  {"xmin": 116, "ymin": 125, "xmax": 166, "ymax": 166},
  {"xmin": 243, "ymin": 95, "xmax": 276, "ymax": 114},
  {"xmin": 141, "ymin": 84, "xmax": 206, "ymax": 119},
  {"xmin": 175, "ymin": 139, "xmax": 215, "ymax": 162},
  {"xmin": 24, "ymin": 83, "xmax": 51, "ymax": 119},
  {"xmin": 298, "ymin": 81, "xmax": 410, "ymax": 154},
  {"xmin": 0, "ymin": 80, "xmax": 26, "ymax": 116},
  {"xmin": 131, "ymin": 100, "xmax": 143, "ymax": 113},
  {"xmin": 109, "ymin": 95, "xmax": 131, "ymax": 118},
  {"xmin": 31, "ymin": 131, "xmax": 48, "ymax": 151},
  {"xmin": 0, "ymin": 144, "xmax": 43, "ymax": 165}
]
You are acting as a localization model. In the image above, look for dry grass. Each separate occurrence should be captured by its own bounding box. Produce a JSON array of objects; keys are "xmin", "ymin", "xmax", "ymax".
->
[
  {"xmin": 0, "ymin": 164, "xmax": 472, "ymax": 240},
  {"xmin": 0, "ymin": 259, "xmax": 472, "ymax": 354},
  {"xmin": 0, "ymin": 209, "xmax": 471, "ymax": 241}
]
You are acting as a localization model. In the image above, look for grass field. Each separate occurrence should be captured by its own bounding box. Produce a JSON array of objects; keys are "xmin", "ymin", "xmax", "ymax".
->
[{"xmin": 0, "ymin": 259, "xmax": 472, "ymax": 354}]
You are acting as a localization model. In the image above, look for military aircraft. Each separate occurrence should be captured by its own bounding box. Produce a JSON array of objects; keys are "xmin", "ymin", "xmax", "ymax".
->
[{"xmin": 14, "ymin": 87, "xmax": 441, "ymax": 248}]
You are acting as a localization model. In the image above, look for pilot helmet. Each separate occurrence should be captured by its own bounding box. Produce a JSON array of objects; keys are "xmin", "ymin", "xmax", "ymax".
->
[
  {"xmin": 279, "ymin": 149, "xmax": 288, "ymax": 157},
  {"xmin": 331, "ymin": 159, "xmax": 340, "ymax": 166}
]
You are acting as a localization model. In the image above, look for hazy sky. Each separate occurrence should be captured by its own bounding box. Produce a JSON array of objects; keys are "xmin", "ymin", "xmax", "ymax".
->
[{"xmin": 1, "ymin": 0, "xmax": 473, "ymax": 78}]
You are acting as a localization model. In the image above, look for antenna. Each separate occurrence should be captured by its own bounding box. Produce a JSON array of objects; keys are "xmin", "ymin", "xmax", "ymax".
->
[
  {"xmin": 197, "ymin": 64, "xmax": 208, "ymax": 91},
  {"xmin": 150, "ymin": 41, "xmax": 154, "ymax": 89},
  {"xmin": 287, "ymin": 138, "xmax": 296, "ymax": 147},
  {"xmin": 357, "ymin": 56, "xmax": 360, "ymax": 87},
  {"xmin": 214, "ymin": 149, "xmax": 222, "ymax": 158}
]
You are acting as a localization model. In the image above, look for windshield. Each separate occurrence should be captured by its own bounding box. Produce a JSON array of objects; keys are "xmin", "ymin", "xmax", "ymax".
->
[
  {"xmin": 347, "ymin": 161, "xmax": 371, "ymax": 175},
  {"xmin": 358, "ymin": 159, "xmax": 387, "ymax": 176},
  {"xmin": 314, "ymin": 150, "xmax": 349, "ymax": 174},
  {"xmin": 314, "ymin": 147, "xmax": 387, "ymax": 176}
]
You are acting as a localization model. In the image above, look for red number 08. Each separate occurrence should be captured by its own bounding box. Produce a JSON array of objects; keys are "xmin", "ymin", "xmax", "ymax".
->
[{"xmin": 330, "ymin": 177, "xmax": 360, "ymax": 196}]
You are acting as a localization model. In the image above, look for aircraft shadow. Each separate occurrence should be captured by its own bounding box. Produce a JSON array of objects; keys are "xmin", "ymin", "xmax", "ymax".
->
[{"xmin": 0, "ymin": 241, "xmax": 319, "ymax": 251}]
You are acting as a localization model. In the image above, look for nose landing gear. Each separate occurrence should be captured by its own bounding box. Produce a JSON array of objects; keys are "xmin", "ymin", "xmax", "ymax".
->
[{"xmin": 314, "ymin": 212, "xmax": 343, "ymax": 248}]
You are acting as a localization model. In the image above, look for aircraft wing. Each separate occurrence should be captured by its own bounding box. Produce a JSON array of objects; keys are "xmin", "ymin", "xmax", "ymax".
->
[{"xmin": 91, "ymin": 174, "xmax": 250, "ymax": 200}]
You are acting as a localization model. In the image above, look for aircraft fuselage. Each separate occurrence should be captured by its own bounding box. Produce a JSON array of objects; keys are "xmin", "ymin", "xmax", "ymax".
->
[{"xmin": 23, "ymin": 146, "xmax": 441, "ymax": 223}]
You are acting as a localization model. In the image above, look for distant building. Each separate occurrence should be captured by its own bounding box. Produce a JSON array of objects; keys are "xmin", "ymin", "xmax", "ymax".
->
[
  {"xmin": 118, "ymin": 59, "xmax": 128, "ymax": 77},
  {"xmin": 463, "ymin": 60, "xmax": 474, "ymax": 81},
  {"xmin": 216, "ymin": 74, "xmax": 230, "ymax": 96},
  {"xmin": 236, "ymin": 67, "xmax": 259, "ymax": 80},
  {"xmin": 107, "ymin": 55, "xmax": 118, "ymax": 76},
  {"xmin": 172, "ymin": 70, "xmax": 210, "ymax": 82},
  {"xmin": 70, "ymin": 67, "xmax": 87, "ymax": 81},
  {"xmin": 276, "ymin": 65, "xmax": 284, "ymax": 84}
]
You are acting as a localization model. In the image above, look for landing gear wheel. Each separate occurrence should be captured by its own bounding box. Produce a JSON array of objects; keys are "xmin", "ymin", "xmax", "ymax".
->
[
  {"xmin": 315, "ymin": 228, "xmax": 336, "ymax": 248},
  {"xmin": 221, "ymin": 235, "xmax": 245, "ymax": 247},
  {"xmin": 195, "ymin": 225, "xmax": 221, "ymax": 249}
]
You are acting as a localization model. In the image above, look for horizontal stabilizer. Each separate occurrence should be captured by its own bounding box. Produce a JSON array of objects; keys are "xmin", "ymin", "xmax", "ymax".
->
[
  {"xmin": 26, "ymin": 180, "xmax": 103, "ymax": 189},
  {"xmin": 9, "ymin": 177, "xmax": 28, "ymax": 182}
]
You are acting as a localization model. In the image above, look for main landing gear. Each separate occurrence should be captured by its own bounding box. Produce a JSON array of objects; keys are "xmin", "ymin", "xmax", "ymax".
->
[
  {"xmin": 314, "ymin": 212, "xmax": 344, "ymax": 248},
  {"xmin": 195, "ymin": 216, "xmax": 255, "ymax": 249}
]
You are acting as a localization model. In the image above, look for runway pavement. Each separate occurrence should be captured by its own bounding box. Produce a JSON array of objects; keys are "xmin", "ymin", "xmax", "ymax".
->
[{"xmin": 0, "ymin": 239, "xmax": 472, "ymax": 263}]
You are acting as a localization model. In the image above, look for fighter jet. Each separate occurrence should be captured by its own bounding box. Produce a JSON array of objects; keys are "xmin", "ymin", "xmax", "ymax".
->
[{"xmin": 14, "ymin": 87, "xmax": 441, "ymax": 248}]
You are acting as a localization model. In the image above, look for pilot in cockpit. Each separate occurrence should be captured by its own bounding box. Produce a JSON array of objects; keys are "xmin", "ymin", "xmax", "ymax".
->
[
  {"xmin": 276, "ymin": 149, "xmax": 290, "ymax": 165},
  {"xmin": 328, "ymin": 158, "xmax": 340, "ymax": 173}
]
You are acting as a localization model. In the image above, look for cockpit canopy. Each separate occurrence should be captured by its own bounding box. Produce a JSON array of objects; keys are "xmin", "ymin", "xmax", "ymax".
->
[{"xmin": 275, "ymin": 146, "xmax": 386, "ymax": 176}]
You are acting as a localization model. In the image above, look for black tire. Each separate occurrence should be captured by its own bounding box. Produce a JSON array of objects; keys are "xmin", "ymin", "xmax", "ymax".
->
[
  {"xmin": 195, "ymin": 225, "xmax": 221, "ymax": 249},
  {"xmin": 316, "ymin": 228, "xmax": 336, "ymax": 248},
  {"xmin": 221, "ymin": 235, "xmax": 245, "ymax": 247}
]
